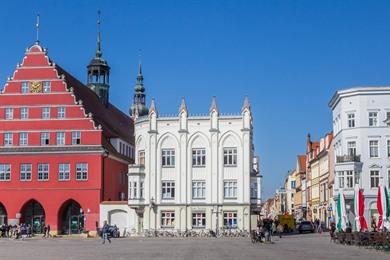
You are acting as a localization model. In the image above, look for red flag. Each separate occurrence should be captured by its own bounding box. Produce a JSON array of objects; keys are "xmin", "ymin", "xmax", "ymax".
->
[
  {"xmin": 377, "ymin": 185, "xmax": 383, "ymax": 230},
  {"xmin": 359, "ymin": 189, "xmax": 368, "ymax": 231}
]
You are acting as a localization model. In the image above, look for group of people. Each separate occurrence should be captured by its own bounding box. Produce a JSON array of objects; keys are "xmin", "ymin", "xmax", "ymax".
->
[
  {"xmin": 0, "ymin": 223, "xmax": 33, "ymax": 239},
  {"xmin": 253, "ymin": 218, "xmax": 284, "ymax": 243},
  {"xmin": 0, "ymin": 223, "xmax": 51, "ymax": 239},
  {"xmin": 313, "ymin": 219, "xmax": 324, "ymax": 233}
]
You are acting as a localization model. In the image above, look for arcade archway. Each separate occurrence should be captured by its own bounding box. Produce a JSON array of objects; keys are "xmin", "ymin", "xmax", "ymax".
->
[
  {"xmin": 58, "ymin": 200, "xmax": 84, "ymax": 234},
  {"xmin": 20, "ymin": 200, "xmax": 45, "ymax": 233}
]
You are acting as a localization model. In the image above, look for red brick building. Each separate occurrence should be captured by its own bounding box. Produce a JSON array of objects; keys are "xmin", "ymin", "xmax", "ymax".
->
[{"xmin": 0, "ymin": 42, "xmax": 134, "ymax": 235}]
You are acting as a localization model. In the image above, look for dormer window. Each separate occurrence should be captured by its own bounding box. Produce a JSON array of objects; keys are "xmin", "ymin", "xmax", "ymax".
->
[
  {"xmin": 42, "ymin": 107, "xmax": 50, "ymax": 119},
  {"xmin": 57, "ymin": 107, "xmax": 65, "ymax": 118},
  {"xmin": 21, "ymin": 82, "xmax": 29, "ymax": 93},
  {"xmin": 72, "ymin": 131, "xmax": 81, "ymax": 145},
  {"xmin": 5, "ymin": 108, "xmax": 13, "ymax": 120},
  {"xmin": 43, "ymin": 81, "xmax": 51, "ymax": 93}
]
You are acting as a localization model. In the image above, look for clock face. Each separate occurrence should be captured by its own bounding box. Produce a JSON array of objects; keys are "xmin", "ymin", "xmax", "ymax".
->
[{"xmin": 30, "ymin": 81, "xmax": 42, "ymax": 93}]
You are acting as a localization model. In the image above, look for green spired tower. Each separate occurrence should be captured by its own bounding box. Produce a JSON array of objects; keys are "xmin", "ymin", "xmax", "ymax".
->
[
  {"xmin": 87, "ymin": 10, "xmax": 111, "ymax": 106},
  {"xmin": 130, "ymin": 62, "xmax": 149, "ymax": 118}
]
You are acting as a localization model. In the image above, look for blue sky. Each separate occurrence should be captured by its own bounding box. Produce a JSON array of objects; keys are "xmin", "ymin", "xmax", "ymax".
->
[{"xmin": 1, "ymin": 1, "xmax": 390, "ymax": 198}]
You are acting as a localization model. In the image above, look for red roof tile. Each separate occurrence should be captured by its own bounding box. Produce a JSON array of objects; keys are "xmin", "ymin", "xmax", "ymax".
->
[{"xmin": 56, "ymin": 66, "xmax": 134, "ymax": 145}]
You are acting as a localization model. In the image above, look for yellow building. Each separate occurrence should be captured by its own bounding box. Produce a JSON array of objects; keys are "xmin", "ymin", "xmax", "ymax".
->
[{"xmin": 307, "ymin": 133, "xmax": 333, "ymax": 225}]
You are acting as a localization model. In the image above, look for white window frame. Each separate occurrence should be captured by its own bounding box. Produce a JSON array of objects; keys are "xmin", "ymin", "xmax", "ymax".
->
[
  {"xmin": 346, "ymin": 170, "xmax": 354, "ymax": 188},
  {"xmin": 4, "ymin": 132, "xmax": 13, "ymax": 146},
  {"xmin": 20, "ymin": 163, "xmax": 32, "ymax": 181},
  {"xmin": 369, "ymin": 140, "xmax": 379, "ymax": 158},
  {"xmin": 224, "ymin": 148, "xmax": 237, "ymax": 166},
  {"xmin": 128, "ymin": 182, "xmax": 132, "ymax": 199},
  {"xmin": 347, "ymin": 113, "xmax": 355, "ymax": 128},
  {"xmin": 388, "ymin": 169, "xmax": 390, "ymax": 189},
  {"xmin": 140, "ymin": 181, "xmax": 144, "ymax": 199},
  {"xmin": 223, "ymin": 211, "xmax": 238, "ymax": 228},
  {"xmin": 224, "ymin": 180, "xmax": 237, "ymax": 199},
  {"xmin": 56, "ymin": 132, "xmax": 65, "ymax": 146},
  {"xmin": 387, "ymin": 140, "xmax": 390, "ymax": 157},
  {"xmin": 43, "ymin": 81, "xmax": 51, "ymax": 93},
  {"xmin": 58, "ymin": 163, "xmax": 70, "ymax": 181},
  {"xmin": 71, "ymin": 131, "xmax": 81, "ymax": 145},
  {"xmin": 368, "ymin": 111, "xmax": 378, "ymax": 127},
  {"xmin": 0, "ymin": 164, "xmax": 11, "ymax": 181},
  {"xmin": 347, "ymin": 141, "xmax": 356, "ymax": 156},
  {"xmin": 192, "ymin": 212, "xmax": 206, "ymax": 228},
  {"xmin": 41, "ymin": 132, "xmax": 50, "ymax": 146},
  {"xmin": 133, "ymin": 181, "xmax": 137, "ymax": 198},
  {"xmin": 162, "ymin": 181, "xmax": 175, "ymax": 199},
  {"xmin": 20, "ymin": 107, "xmax": 29, "ymax": 119},
  {"xmin": 250, "ymin": 181, "xmax": 258, "ymax": 199},
  {"xmin": 37, "ymin": 163, "xmax": 49, "ymax": 181},
  {"xmin": 19, "ymin": 132, "xmax": 28, "ymax": 146},
  {"xmin": 370, "ymin": 170, "xmax": 380, "ymax": 188},
  {"xmin": 162, "ymin": 149, "xmax": 175, "ymax": 167},
  {"xmin": 138, "ymin": 150, "xmax": 145, "ymax": 166},
  {"xmin": 76, "ymin": 163, "xmax": 88, "ymax": 181},
  {"xmin": 192, "ymin": 181, "xmax": 206, "ymax": 199},
  {"xmin": 161, "ymin": 211, "xmax": 175, "ymax": 228},
  {"xmin": 57, "ymin": 107, "xmax": 65, "ymax": 118},
  {"xmin": 192, "ymin": 148, "xmax": 206, "ymax": 167},
  {"xmin": 338, "ymin": 171, "xmax": 345, "ymax": 189},
  {"xmin": 42, "ymin": 107, "xmax": 50, "ymax": 119},
  {"xmin": 21, "ymin": 82, "xmax": 29, "ymax": 93},
  {"xmin": 5, "ymin": 107, "xmax": 13, "ymax": 120}
]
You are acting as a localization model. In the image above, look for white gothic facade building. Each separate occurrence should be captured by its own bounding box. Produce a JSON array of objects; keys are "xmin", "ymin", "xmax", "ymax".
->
[
  {"xmin": 329, "ymin": 86, "xmax": 390, "ymax": 227},
  {"xmin": 105, "ymin": 96, "xmax": 261, "ymax": 234}
]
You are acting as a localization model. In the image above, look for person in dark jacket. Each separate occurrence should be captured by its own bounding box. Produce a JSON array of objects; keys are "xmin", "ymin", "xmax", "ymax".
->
[{"xmin": 101, "ymin": 221, "xmax": 111, "ymax": 244}]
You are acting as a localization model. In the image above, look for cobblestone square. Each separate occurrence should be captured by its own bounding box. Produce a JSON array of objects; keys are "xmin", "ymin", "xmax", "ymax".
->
[{"xmin": 0, "ymin": 233, "xmax": 388, "ymax": 260}]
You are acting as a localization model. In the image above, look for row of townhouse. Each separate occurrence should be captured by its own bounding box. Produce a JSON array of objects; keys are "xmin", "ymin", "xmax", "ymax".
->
[{"xmin": 266, "ymin": 86, "xmax": 390, "ymax": 229}]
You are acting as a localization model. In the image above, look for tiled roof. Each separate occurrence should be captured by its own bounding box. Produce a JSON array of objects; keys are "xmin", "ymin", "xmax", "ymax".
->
[
  {"xmin": 56, "ymin": 66, "xmax": 134, "ymax": 145},
  {"xmin": 298, "ymin": 155, "xmax": 306, "ymax": 172}
]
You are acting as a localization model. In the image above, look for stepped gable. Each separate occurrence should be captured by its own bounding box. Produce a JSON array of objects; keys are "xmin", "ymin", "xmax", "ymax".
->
[
  {"xmin": 4, "ymin": 43, "xmax": 134, "ymax": 147},
  {"xmin": 56, "ymin": 65, "xmax": 134, "ymax": 145}
]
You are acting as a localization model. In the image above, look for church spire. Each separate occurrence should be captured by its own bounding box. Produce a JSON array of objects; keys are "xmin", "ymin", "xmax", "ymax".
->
[{"xmin": 130, "ymin": 60, "xmax": 148, "ymax": 118}]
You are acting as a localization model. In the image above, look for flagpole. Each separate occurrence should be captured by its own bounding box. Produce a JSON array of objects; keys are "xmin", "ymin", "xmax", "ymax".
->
[{"xmin": 36, "ymin": 14, "xmax": 40, "ymax": 44}]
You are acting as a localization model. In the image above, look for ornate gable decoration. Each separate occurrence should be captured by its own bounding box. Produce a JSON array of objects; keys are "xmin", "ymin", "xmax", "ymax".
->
[{"xmin": 368, "ymin": 163, "xmax": 382, "ymax": 169}]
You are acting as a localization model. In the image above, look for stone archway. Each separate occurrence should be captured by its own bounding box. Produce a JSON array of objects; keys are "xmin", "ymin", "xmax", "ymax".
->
[
  {"xmin": 20, "ymin": 199, "xmax": 45, "ymax": 234},
  {"xmin": 0, "ymin": 202, "xmax": 7, "ymax": 225},
  {"xmin": 58, "ymin": 199, "xmax": 84, "ymax": 235}
]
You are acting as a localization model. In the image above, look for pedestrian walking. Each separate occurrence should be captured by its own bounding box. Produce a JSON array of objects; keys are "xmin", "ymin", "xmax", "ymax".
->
[
  {"xmin": 101, "ymin": 221, "xmax": 111, "ymax": 244},
  {"xmin": 47, "ymin": 224, "xmax": 51, "ymax": 238},
  {"xmin": 43, "ymin": 225, "xmax": 48, "ymax": 238}
]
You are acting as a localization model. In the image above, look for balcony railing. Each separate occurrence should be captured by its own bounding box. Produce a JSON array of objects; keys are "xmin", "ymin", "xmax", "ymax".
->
[{"xmin": 336, "ymin": 154, "xmax": 361, "ymax": 163}]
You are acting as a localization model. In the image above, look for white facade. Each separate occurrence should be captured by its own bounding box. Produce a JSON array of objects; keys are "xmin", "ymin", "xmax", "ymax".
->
[
  {"xmin": 126, "ymin": 97, "xmax": 260, "ymax": 233},
  {"xmin": 284, "ymin": 173, "xmax": 296, "ymax": 214},
  {"xmin": 329, "ymin": 87, "xmax": 390, "ymax": 227}
]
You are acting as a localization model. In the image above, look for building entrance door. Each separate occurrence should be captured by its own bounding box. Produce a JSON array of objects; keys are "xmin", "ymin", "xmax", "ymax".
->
[
  {"xmin": 32, "ymin": 215, "xmax": 45, "ymax": 233},
  {"xmin": 69, "ymin": 215, "xmax": 84, "ymax": 234},
  {"xmin": 0, "ymin": 203, "xmax": 7, "ymax": 225}
]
